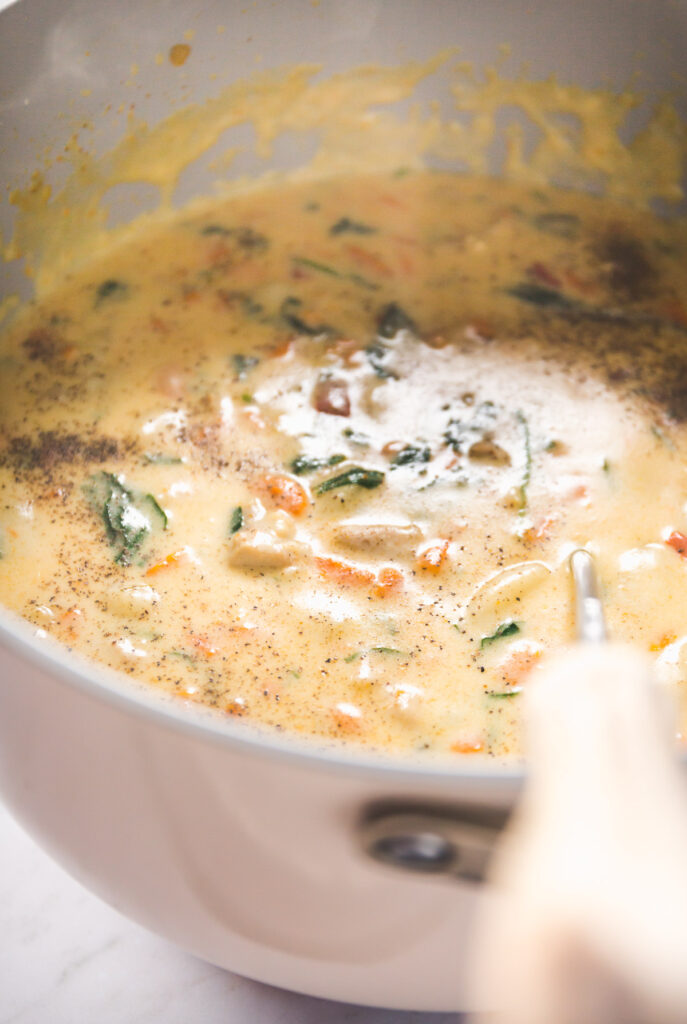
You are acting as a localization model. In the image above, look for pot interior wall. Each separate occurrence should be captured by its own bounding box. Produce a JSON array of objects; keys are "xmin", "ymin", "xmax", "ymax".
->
[{"xmin": 1, "ymin": 0, "xmax": 687, "ymax": 308}]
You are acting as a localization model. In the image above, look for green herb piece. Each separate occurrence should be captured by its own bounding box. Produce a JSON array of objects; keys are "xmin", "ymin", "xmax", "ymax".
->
[
  {"xmin": 293, "ymin": 256, "xmax": 341, "ymax": 277},
  {"xmin": 443, "ymin": 401, "xmax": 498, "ymax": 454},
  {"xmin": 365, "ymin": 341, "xmax": 398, "ymax": 379},
  {"xmin": 292, "ymin": 257, "xmax": 379, "ymax": 291},
  {"xmin": 480, "ymin": 620, "xmax": 521, "ymax": 649},
  {"xmin": 232, "ymin": 353, "xmax": 259, "ymax": 378},
  {"xmin": 487, "ymin": 687, "xmax": 523, "ymax": 699},
  {"xmin": 377, "ymin": 302, "xmax": 417, "ymax": 339},
  {"xmin": 287, "ymin": 668, "xmax": 302, "ymax": 679},
  {"xmin": 200, "ymin": 224, "xmax": 231, "ymax": 236},
  {"xmin": 515, "ymin": 410, "xmax": 532, "ymax": 515},
  {"xmin": 532, "ymin": 212, "xmax": 579, "ymax": 239},
  {"xmin": 316, "ymin": 467, "xmax": 385, "ymax": 494},
  {"xmin": 84, "ymin": 471, "xmax": 167, "ymax": 566},
  {"xmin": 229, "ymin": 506, "xmax": 244, "ymax": 535},
  {"xmin": 343, "ymin": 428, "xmax": 370, "ymax": 447},
  {"xmin": 95, "ymin": 279, "xmax": 128, "ymax": 305},
  {"xmin": 168, "ymin": 649, "xmax": 196, "ymax": 663},
  {"xmin": 280, "ymin": 297, "xmax": 332, "ymax": 336},
  {"xmin": 392, "ymin": 167, "xmax": 411, "ymax": 178},
  {"xmin": 217, "ymin": 290, "xmax": 264, "ymax": 319},
  {"xmin": 201, "ymin": 224, "xmax": 268, "ymax": 250},
  {"xmin": 651, "ymin": 424, "xmax": 676, "ymax": 450},
  {"xmin": 344, "ymin": 646, "xmax": 405, "ymax": 662},
  {"xmin": 290, "ymin": 453, "xmax": 346, "ymax": 475},
  {"xmin": 330, "ymin": 217, "xmax": 376, "ymax": 236},
  {"xmin": 391, "ymin": 444, "xmax": 431, "ymax": 467},
  {"xmin": 241, "ymin": 393, "xmax": 253, "ymax": 403},
  {"xmin": 143, "ymin": 452, "xmax": 183, "ymax": 465},
  {"xmin": 602, "ymin": 458, "xmax": 611, "ymax": 473},
  {"xmin": 507, "ymin": 282, "xmax": 575, "ymax": 308}
]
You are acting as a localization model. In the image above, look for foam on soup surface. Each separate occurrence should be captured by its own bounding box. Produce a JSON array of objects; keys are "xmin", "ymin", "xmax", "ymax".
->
[{"xmin": 1, "ymin": 172, "xmax": 687, "ymax": 757}]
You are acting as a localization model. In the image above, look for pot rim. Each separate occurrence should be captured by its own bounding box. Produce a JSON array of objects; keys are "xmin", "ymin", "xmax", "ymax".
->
[{"xmin": 0, "ymin": 604, "xmax": 524, "ymax": 790}]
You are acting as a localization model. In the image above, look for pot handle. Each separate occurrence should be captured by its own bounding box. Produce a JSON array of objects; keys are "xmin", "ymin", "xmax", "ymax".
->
[{"xmin": 358, "ymin": 801, "xmax": 510, "ymax": 884}]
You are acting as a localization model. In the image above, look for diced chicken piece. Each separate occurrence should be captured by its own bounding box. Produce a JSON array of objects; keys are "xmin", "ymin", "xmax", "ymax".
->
[
  {"xmin": 228, "ymin": 524, "xmax": 309, "ymax": 570},
  {"xmin": 330, "ymin": 522, "xmax": 423, "ymax": 559}
]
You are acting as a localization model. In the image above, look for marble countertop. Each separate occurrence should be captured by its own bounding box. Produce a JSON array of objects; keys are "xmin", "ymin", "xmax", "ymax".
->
[{"xmin": 0, "ymin": 803, "xmax": 463, "ymax": 1023}]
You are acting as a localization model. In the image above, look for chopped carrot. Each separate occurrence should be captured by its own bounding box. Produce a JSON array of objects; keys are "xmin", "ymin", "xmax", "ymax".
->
[
  {"xmin": 149, "ymin": 315, "xmax": 169, "ymax": 334},
  {"xmin": 376, "ymin": 192, "xmax": 406, "ymax": 209},
  {"xmin": 661, "ymin": 301, "xmax": 687, "ymax": 328},
  {"xmin": 242, "ymin": 408, "xmax": 266, "ymax": 430},
  {"xmin": 190, "ymin": 634, "xmax": 219, "ymax": 658},
  {"xmin": 145, "ymin": 549, "xmax": 188, "ymax": 577},
  {"xmin": 527, "ymin": 262, "xmax": 562, "ymax": 289},
  {"xmin": 315, "ymin": 556, "xmax": 375, "ymax": 587},
  {"xmin": 374, "ymin": 567, "xmax": 404, "ymax": 598},
  {"xmin": 521, "ymin": 516, "xmax": 556, "ymax": 545},
  {"xmin": 259, "ymin": 474, "xmax": 309, "ymax": 515},
  {"xmin": 499, "ymin": 642, "xmax": 542, "ymax": 686},
  {"xmin": 345, "ymin": 244, "xmax": 394, "ymax": 279},
  {"xmin": 332, "ymin": 701, "xmax": 363, "ymax": 733},
  {"xmin": 667, "ymin": 530, "xmax": 687, "ymax": 557},
  {"xmin": 650, "ymin": 633, "xmax": 677, "ymax": 652},
  {"xmin": 225, "ymin": 697, "xmax": 247, "ymax": 717},
  {"xmin": 270, "ymin": 337, "xmax": 294, "ymax": 358},
  {"xmin": 60, "ymin": 606, "xmax": 83, "ymax": 639},
  {"xmin": 451, "ymin": 739, "xmax": 485, "ymax": 754},
  {"xmin": 416, "ymin": 539, "xmax": 450, "ymax": 574}
]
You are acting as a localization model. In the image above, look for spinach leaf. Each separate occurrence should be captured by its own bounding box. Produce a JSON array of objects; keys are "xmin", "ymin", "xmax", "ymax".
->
[
  {"xmin": 280, "ymin": 297, "xmax": 332, "ymax": 336},
  {"xmin": 480, "ymin": 620, "xmax": 520, "ymax": 649},
  {"xmin": 143, "ymin": 452, "xmax": 183, "ymax": 465},
  {"xmin": 377, "ymin": 302, "xmax": 417, "ymax": 339},
  {"xmin": 316, "ymin": 467, "xmax": 385, "ymax": 494},
  {"xmin": 232, "ymin": 353, "xmax": 259, "ymax": 378},
  {"xmin": 293, "ymin": 256, "xmax": 341, "ymax": 277},
  {"xmin": 391, "ymin": 444, "xmax": 431, "ymax": 467},
  {"xmin": 95, "ymin": 279, "xmax": 128, "ymax": 305},
  {"xmin": 365, "ymin": 342, "xmax": 397, "ymax": 379},
  {"xmin": 201, "ymin": 224, "xmax": 268, "ymax": 250},
  {"xmin": 290, "ymin": 453, "xmax": 346, "ymax": 475},
  {"xmin": 330, "ymin": 217, "xmax": 376, "ymax": 236},
  {"xmin": 84, "ymin": 471, "xmax": 166, "ymax": 566},
  {"xmin": 443, "ymin": 401, "xmax": 498, "ymax": 454},
  {"xmin": 342, "ymin": 428, "xmax": 370, "ymax": 447},
  {"xmin": 229, "ymin": 506, "xmax": 244, "ymax": 535}
]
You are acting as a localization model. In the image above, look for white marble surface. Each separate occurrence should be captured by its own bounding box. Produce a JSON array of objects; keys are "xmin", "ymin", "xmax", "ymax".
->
[{"xmin": 0, "ymin": 802, "xmax": 464, "ymax": 1024}]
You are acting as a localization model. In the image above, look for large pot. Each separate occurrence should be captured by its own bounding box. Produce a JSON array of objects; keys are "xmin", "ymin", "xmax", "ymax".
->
[{"xmin": 0, "ymin": 0, "xmax": 685, "ymax": 1011}]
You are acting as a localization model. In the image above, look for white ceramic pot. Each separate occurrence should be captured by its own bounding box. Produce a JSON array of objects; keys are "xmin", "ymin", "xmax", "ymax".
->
[{"xmin": 0, "ymin": 0, "xmax": 685, "ymax": 1010}]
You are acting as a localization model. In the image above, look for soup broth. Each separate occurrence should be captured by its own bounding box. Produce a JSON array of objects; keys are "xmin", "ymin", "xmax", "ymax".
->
[{"xmin": 2, "ymin": 171, "xmax": 687, "ymax": 757}]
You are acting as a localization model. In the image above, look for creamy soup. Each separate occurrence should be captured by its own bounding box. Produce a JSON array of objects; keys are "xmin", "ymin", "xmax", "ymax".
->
[{"xmin": 1, "ymin": 171, "xmax": 687, "ymax": 757}]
